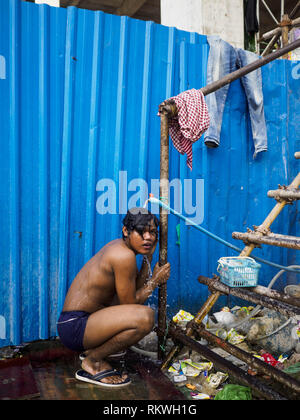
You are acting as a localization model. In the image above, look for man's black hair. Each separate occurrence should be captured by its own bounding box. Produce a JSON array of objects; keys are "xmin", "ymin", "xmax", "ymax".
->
[{"xmin": 122, "ymin": 207, "xmax": 159, "ymax": 239}]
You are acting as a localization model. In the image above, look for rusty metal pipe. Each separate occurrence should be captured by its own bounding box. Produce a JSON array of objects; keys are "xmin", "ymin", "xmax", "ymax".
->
[
  {"xmin": 192, "ymin": 324, "xmax": 300, "ymax": 398},
  {"xmin": 168, "ymin": 324, "xmax": 287, "ymax": 400},
  {"xmin": 157, "ymin": 112, "xmax": 170, "ymax": 360},
  {"xmin": 251, "ymin": 284, "xmax": 300, "ymax": 309},
  {"xmin": 159, "ymin": 39, "xmax": 300, "ymax": 120},
  {"xmin": 232, "ymin": 231, "xmax": 300, "ymax": 250},
  {"xmin": 201, "ymin": 38, "xmax": 300, "ymax": 97},
  {"xmin": 198, "ymin": 276, "xmax": 300, "ymax": 318}
]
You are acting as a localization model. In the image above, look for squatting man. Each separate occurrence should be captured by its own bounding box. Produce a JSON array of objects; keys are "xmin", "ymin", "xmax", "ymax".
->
[{"xmin": 57, "ymin": 208, "xmax": 170, "ymax": 387}]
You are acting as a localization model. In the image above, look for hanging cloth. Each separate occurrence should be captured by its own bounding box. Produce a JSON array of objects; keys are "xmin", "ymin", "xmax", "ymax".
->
[{"xmin": 159, "ymin": 89, "xmax": 210, "ymax": 170}]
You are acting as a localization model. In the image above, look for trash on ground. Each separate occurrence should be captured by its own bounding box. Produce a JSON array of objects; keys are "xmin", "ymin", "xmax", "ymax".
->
[
  {"xmin": 227, "ymin": 328, "xmax": 245, "ymax": 345},
  {"xmin": 191, "ymin": 392, "xmax": 211, "ymax": 400},
  {"xmin": 173, "ymin": 374, "xmax": 187, "ymax": 383},
  {"xmin": 246, "ymin": 309, "xmax": 297, "ymax": 354},
  {"xmin": 207, "ymin": 372, "xmax": 228, "ymax": 388},
  {"xmin": 180, "ymin": 359, "xmax": 213, "ymax": 377},
  {"xmin": 166, "ymin": 305, "xmax": 300, "ymax": 400},
  {"xmin": 214, "ymin": 384, "xmax": 252, "ymax": 400},
  {"xmin": 173, "ymin": 310, "xmax": 195, "ymax": 328}
]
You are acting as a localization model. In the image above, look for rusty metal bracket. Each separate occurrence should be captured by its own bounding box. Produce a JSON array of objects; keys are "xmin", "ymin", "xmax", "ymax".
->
[{"xmin": 198, "ymin": 275, "xmax": 300, "ymax": 319}]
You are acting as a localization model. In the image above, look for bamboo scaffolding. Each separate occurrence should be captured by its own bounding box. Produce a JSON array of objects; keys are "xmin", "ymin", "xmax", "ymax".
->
[
  {"xmin": 232, "ymin": 231, "xmax": 300, "ymax": 250},
  {"xmin": 291, "ymin": 0, "xmax": 300, "ymax": 19},
  {"xmin": 260, "ymin": 2, "xmax": 300, "ymax": 56},
  {"xmin": 259, "ymin": 17, "xmax": 300, "ymax": 42},
  {"xmin": 261, "ymin": 33, "xmax": 281, "ymax": 57},
  {"xmin": 267, "ymin": 188, "xmax": 300, "ymax": 200}
]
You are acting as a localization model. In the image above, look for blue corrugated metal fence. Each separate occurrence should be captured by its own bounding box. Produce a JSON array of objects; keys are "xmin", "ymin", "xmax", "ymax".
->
[{"xmin": 0, "ymin": 0, "xmax": 299, "ymax": 346}]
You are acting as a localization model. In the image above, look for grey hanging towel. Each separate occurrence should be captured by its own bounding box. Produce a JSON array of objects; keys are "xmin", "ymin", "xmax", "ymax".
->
[{"xmin": 245, "ymin": 0, "xmax": 259, "ymax": 34}]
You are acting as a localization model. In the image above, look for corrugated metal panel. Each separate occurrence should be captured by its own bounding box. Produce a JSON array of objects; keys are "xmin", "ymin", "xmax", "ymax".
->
[{"xmin": 0, "ymin": 0, "xmax": 300, "ymax": 346}]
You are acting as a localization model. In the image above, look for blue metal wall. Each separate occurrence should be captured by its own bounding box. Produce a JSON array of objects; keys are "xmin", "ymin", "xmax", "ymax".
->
[{"xmin": 0, "ymin": 0, "xmax": 299, "ymax": 346}]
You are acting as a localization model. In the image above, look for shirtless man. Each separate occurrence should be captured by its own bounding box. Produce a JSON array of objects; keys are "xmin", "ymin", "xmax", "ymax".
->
[{"xmin": 57, "ymin": 208, "xmax": 170, "ymax": 388}]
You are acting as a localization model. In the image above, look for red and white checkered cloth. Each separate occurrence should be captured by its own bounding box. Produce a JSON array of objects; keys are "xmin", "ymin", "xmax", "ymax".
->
[{"xmin": 161, "ymin": 89, "xmax": 210, "ymax": 170}]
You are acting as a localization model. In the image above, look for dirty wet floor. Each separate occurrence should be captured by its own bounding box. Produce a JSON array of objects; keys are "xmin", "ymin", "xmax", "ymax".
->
[{"xmin": 0, "ymin": 339, "xmax": 186, "ymax": 401}]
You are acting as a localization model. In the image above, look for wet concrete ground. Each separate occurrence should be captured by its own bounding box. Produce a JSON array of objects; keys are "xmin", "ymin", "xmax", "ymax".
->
[{"xmin": 0, "ymin": 339, "xmax": 186, "ymax": 400}]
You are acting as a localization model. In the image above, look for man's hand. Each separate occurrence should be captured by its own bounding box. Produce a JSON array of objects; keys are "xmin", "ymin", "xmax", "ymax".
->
[{"xmin": 152, "ymin": 262, "xmax": 170, "ymax": 286}]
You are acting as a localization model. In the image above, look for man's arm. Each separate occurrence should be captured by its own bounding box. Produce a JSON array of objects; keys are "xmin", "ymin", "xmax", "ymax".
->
[
  {"xmin": 112, "ymin": 252, "xmax": 170, "ymax": 305},
  {"xmin": 135, "ymin": 262, "xmax": 170, "ymax": 304}
]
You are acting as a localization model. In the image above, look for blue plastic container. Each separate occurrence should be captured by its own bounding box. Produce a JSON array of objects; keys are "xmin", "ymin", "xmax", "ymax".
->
[{"xmin": 217, "ymin": 257, "xmax": 261, "ymax": 288}]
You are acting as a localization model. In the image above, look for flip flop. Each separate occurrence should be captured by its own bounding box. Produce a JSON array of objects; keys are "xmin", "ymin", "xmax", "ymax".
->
[
  {"xmin": 107, "ymin": 350, "xmax": 127, "ymax": 359},
  {"xmin": 75, "ymin": 368, "xmax": 131, "ymax": 388},
  {"xmin": 79, "ymin": 350, "xmax": 126, "ymax": 361}
]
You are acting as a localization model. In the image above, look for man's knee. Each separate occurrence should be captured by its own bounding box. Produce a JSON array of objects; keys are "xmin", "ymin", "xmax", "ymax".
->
[{"xmin": 137, "ymin": 306, "xmax": 154, "ymax": 334}]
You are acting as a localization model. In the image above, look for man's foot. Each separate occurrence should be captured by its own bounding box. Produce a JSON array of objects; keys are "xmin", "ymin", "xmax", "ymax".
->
[
  {"xmin": 81, "ymin": 358, "xmax": 129, "ymax": 385},
  {"xmin": 75, "ymin": 368, "xmax": 131, "ymax": 388}
]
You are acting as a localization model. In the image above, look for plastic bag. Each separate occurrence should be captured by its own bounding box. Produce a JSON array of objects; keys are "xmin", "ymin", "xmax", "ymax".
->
[{"xmin": 214, "ymin": 384, "xmax": 252, "ymax": 400}]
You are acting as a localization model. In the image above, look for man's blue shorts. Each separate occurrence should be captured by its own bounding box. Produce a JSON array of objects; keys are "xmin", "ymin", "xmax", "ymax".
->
[{"xmin": 57, "ymin": 311, "xmax": 90, "ymax": 352}]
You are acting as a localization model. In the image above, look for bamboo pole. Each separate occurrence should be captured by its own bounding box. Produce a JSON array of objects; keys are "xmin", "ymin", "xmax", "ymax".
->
[
  {"xmin": 259, "ymin": 17, "xmax": 300, "ymax": 42},
  {"xmin": 259, "ymin": 2, "xmax": 300, "ymax": 57},
  {"xmin": 290, "ymin": 0, "xmax": 300, "ymax": 20},
  {"xmin": 261, "ymin": 33, "xmax": 281, "ymax": 57},
  {"xmin": 281, "ymin": 14, "xmax": 290, "ymax": 58},
  {"xmin": 267, "ymin": 188, "xmax": 300, "ymax": 200},
  {"xmin": 232, "ymin": 231, "xmax": 300, "ymax": 250}
]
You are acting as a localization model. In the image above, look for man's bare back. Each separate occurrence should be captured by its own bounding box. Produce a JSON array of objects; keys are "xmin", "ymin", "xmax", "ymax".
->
[{"xmin": 62, "ymin": 239, "xmax": 136, "ymax": 313}]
